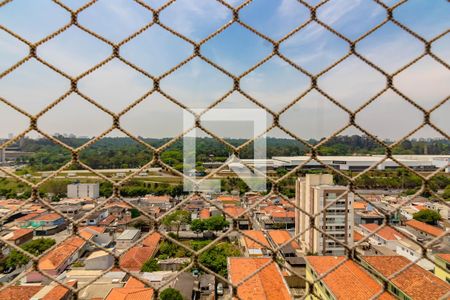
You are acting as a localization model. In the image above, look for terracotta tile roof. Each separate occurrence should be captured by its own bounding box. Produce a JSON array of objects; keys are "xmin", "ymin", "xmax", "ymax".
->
[
  {"xmin": 142, "ymin": 232, "xmax": 161, "ymax": 249},
  {"xmin": 15, "ymin": 213, "xmax": 40, "ymax": 222},
  {"xmin": 242, "ymin": 230, "xmax": 271, "ymax": 250},
  {"xmin": 217, "ymin": 195, "xmax": 240, "ymax": 202},
  {"xmin": 363, "ymin": 256, "xmax": 450, "ymax": 300},
  {"xmin": 267, "ymin": 230, "xmax": 300, "ymax": 249},
  {"xmin": 353, "ymin": 202, "xmax": 367, "ymax": 210},
  {"xmin": 105, "ymin": 287, "xmax": 154, "ymax": 300},
  {"xmin": 354, "ymin": 230, "xmax": 364, "ymax": 242},
  {"xmin": 271, "ymin": 211, "xmax": 295, "ymax": 218},
  {"xmin": 38, "ymin": 227, "xmax": 94, "ymax": 271},
  {"xmin": 306, "ymin": 256, "xmax": 391, "ymax": 300},
  {"xmin": 99, "ymin": 215, "xmax": 116, "ymax": 225},
  {"xmin": 199, "ymin": 208, "xmax": 210, "ymax": 219},
  {"xmin": 42, "ymin": 281, "xmax": 77, "ymax": 300},
  {"xmin": 405, "ymin": 219, "xmax": 444, "ymax": 237},
  {"xmin": 124, "ymin": 277, "xmax": 146, "ymax": 288},
  {"xmin": 228, "ymin": 257, "xmax": 291, "ymax": 300},
  {"xmin": 361, "ymin": 224, "xmax": 405, "ymax": 241},
  {"xmin": 6, "ymin": 228, "xmax": 33, "ymax": 241},
  {"xmin": 436, "ymin": 253, "xmax": 450, "ymax": 263},
  {"xmin": 39, "ymin": 236, "xmax": 85, "ymax": 271},
  {"xmin": 223, "ymin": 206, "xmax": 246, "ymax": 218},
  {"xmin": 33, "ymin": 213, "xmax": 63, "ymax": 221},
  {"xmin": 0, "ymin": 286, "xmax": 43, "ymax": 300},
  {"xmin": 120, "ymin": 247, "xmax": 155, "ymax": 271}
]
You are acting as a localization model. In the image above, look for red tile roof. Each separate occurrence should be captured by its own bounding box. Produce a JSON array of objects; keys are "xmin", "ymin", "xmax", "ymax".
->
[
  {"xmin": 120, "ymin": 247, "xmax": 156, "ymax": 272},
  {"xmin": 6, "ymin": 228, "xmax": 33, "ymax": 241},
  {"xmin": 354, "ymin": 230, "xmax": 364, "ymax": 242},
  {"xmin": 0, "ymin": 286, "xmax": 43, "ymax": 300},
  {"xmin": 242, "ymin": 230, "xmax": 271, "ymax": 250},
  {"xmin": 199, "ymin": 208, "xmax": 210, "ymax": 219},
  {"xmin": 142, "ymin": 232, "xmax": 161, "ymax": 249},
  {"xmin": 306, "ymin": 256, "xmax": 392, "ymax": 300},
  {"xmin": 39, "ymin": 236, "xmax": 85, "ymax": 271},
  {"xmin": 15, "ymin": 213, "xmax": 40, "ymax": 222},
  {"xmin": 405, "ymin": 219, "xmax": 444, "ymax": 237},
  {"xmin": 361, "ymin": 224, "xmax": 405, "ymax": 241},
  {"xmin": 105, "ymin": 287, "xmax": 153, "ymax": 300},
  {"xmin": 39, "ymin": 227, "xmax": 96, "ymax": 271},
  {"xmin": 436, "ymin": 253, "xmax": 450, "ymax": 263},
  {"xmin": 268, "ymin": 230, "xmax": 300, "ymax": 249},
  {"xmin": 99, "ymin": 215, "xmax": 116, "ymax": 225},
  {"xmin": 228, "ymin": 257, "xmax": 291, "ymax": 300},
  {"xmin": 217, "ymin": 195, "xmax": 240, "ymax": 202},
  {"xmin": 223, "ymin": 206, "xmax": 246, "ymax": 218},
  {"xmin": 33, "ymin": 213, "xmax": 63, "ymax": 221},
  {"xmin": 42, "ymin": 281, "xmax": 77, "ymax": 300},
  {"xmin": 363, "ymin": 256, "xmax": 450, "ymax": 300},
  {"xmin": 271, "ymin": 211, "xmax": 295, "ymax": 218}
]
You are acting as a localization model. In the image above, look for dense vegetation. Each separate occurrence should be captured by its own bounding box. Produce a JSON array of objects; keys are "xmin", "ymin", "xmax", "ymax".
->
[
  {"xmin": 0, "ymin": 238, "xmax": 56, "ymax": 271},
  {"xmin": 14, "ymin": 135, "xmax": 449, "ymax": 171},
  {"xmin": 413, "ymin": 209, "xmax": 441, "ymax": 225},
  {"xmin": 160, "ymin": 288, "xmax": 183, "ymax": 300}
]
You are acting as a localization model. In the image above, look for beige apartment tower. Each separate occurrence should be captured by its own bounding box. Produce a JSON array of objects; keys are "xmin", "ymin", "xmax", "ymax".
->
[{"xmin": 295, "ymin": 174, "xmax": 353, "ymax": 256}]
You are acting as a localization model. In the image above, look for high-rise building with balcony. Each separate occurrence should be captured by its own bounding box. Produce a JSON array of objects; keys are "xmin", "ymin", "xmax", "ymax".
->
[{"xmin": 295, "ymin": 174, "xmax": 354, "ymax": 256}]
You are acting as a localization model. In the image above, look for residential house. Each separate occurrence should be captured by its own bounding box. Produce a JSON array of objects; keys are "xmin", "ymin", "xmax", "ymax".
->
[
  {"xmin": 116, "ymin": 229, "xmax": 141, "ymax": 250},
  {"xmin": 223, "ymin": 205, "xmax": 250, "ymax": 230},
  {"xmin": 239, "ymin": 230, "xmax": 271, "ymax": 257},
  {"xmin": 85, "ymin": 250, "xmax": 114, "ymax": 270},
  {"xmin": 359, "ymin": 224, "xmax": 404, "ymax": 251},
  {"xmin": 267, "ymin": 230, "xmax": 301, "ymax": 258},
  {"xmin": 28, "ymin": 213, "xmax": 66, "ymax": 236},
  {"xmin": 305, "ymin": 256, "xmax": 394, "ymax": 300},
  {"xmin": 227, "ymin": 257, "xmax": 292, "ymax": 300},
  {"xmin": 405, "ymin": 219, "xmax": 447, "ymax": 242},
  {"xmin": 361, "ymin": 255, "xmax": 450, "ymax": 300},
  {"xmin": 137, "ymin": 195, "xmax": 172, "ymax": 211},
  {"xmin": 4, "ymin": 228, "xmax": 34, "ymax": 246},
  {"xmin": 31, "ymin": 281, "xmax": 77, "ymax": 300},
  {"xmin": 396, "ymin": 238, "xmax": 434, "ymax": 271},
  {"xmin": 0, "ymin": 286, "xmax": 43, "ymax": 300},
  {"xmin": 119, "ymin": 232, "xmax": 161, "ymax": 272},
  {"xmin": 435, "ymin": 254, "xmax": 450, "ymax": 283},
  {"xmin": 84, "ymin": 209, "xmax": 108, "ymax": 226},
  {"xmin": 105, "ymin": 276, "xmax": 153, "ymax": 300},
  {"xmin": 27, "ymin": 228, "xmax": 99, "ymax": 282}
]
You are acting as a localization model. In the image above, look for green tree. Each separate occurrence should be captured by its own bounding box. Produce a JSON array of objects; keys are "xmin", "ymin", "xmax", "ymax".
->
[
  {"xmin": 199, "ymin": 242, "xmax": 240, "ymax": 277},
  {"xmin": 205, "ymin": 215, "xmax": 229, "ymax": 233},
  {"xmin": 162, "ymin": 210, "xmax": 191, "ymax": 238},
  {"xmin": 160, "ymin": 288, "xmax": 183, "ymax": 300},
  {"xmin": 413, "ymin": 209, "xmax": 441, "ymax": 225},
  {"xmin": 141, "ymin": 258, "xmax": 159, "ymax": 272},
  {"xmin": 130, "ymin": 208, "xmax": 141, "ymax": 218},
  {"xmin": 190, "ymin": 219, "xmax": 206, "ymax": 235},
  {"xmin": 443, "ymin": 185, "xmax": 450, "ymax": 200},
  {"xmin": 21, "ymin": 238, "xmax": 56, "ymax": 256}
]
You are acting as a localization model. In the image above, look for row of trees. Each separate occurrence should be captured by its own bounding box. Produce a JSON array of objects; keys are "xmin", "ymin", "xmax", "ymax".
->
[
  {"xmin": 17, "ymin": 136, "xmax": 450, "ymax": 171},
  {"xmin": 191, "ymin": 216, "xmax": 230, "ymax": 235}
]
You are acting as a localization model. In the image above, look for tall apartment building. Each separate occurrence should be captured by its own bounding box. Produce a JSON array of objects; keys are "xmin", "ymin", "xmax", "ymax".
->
[
  {"xmin": 295, "ymin": 174, "xmax": 354, "ymax": 256},
  {"xmin": 67, "ymin": 183, "xmax": 99, "ymax": 199}
]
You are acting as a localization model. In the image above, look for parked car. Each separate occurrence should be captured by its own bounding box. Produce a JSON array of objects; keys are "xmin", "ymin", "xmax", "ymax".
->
[{"xmin": 217, "ymin": 283, "xmax": 224, "ymax": 296}]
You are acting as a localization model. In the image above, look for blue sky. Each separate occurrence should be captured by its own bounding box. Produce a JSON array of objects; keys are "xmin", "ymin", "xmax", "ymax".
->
[{"xmin": 0, "ymin": 0, "xmax": 449, "ymax": 141}]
